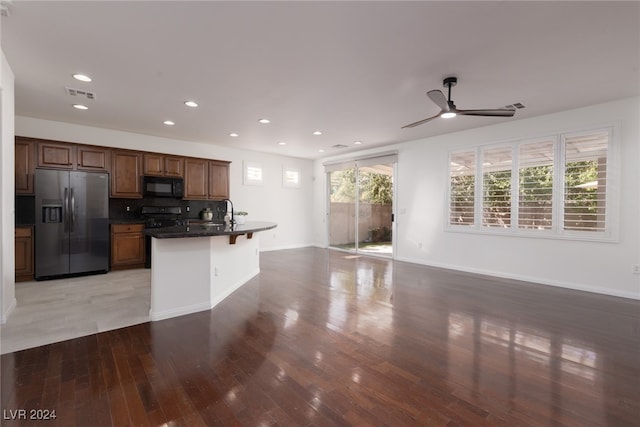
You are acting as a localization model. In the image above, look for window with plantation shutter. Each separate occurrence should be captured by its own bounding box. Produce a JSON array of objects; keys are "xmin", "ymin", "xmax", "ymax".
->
[
  {"xmin": 482, "ymin": 146, "xmax": 512, "ymax": 228},
  {"xmin": 563, "ymin": 130, "xmax": 609, "ymax": 233},
  {"xmin": 518, "ymin": 139, "xmax": 554, "ymax": 230},
  {"xmin": 449, "ymin": 151, "xmax": 475, "ymax": 226},
  {"xmin": 447, "ymin": 126, "xmax": 615, "ymax": 241}
]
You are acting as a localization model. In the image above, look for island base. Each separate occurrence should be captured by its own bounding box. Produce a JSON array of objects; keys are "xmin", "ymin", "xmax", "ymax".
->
[{"xmin": 149, "ymin": 234, "xmax": 260, "ymax": 321}]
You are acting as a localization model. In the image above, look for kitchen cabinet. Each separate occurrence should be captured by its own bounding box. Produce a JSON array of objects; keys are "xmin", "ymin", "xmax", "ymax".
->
[
  {"xmin": 111, "ymin": 150, "xmax": 142, "ymax": 198},
  {"xmin": 37, "ymin": 141, "xmax": 75, "ymax": 169},
  {"xmin": 208, "ymin": 160, "xmax": 230, "ymax": 200},
  {"xmin": 143, "ymin": 153, "xmax": 183, "ymax": 177},
  {"xmin": 110, "ymin": 223, "xmax": 145, "ymax": 269},
  {"xmin": 184, "ymin": 158, "xmax": 208, "ymax": 200},
  {"xmin": 184, "ymin": 159, "xmax": 231, "ymax": 200},
  {"xmin": 15, "ymin": 226, "xmax": 34, "ymax": 282},
  {"xmin": 77, "ymin": 145, "xmax": 110, "ymax": 171},
  {"xmin": 15, "ymin": 137, "xmax": 35, "ymax": 194}
]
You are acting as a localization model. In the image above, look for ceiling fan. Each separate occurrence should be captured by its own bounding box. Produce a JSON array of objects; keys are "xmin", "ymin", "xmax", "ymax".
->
[{"xmin": 402, "ymin": 77, "xmax": 516, "ymax": 128}]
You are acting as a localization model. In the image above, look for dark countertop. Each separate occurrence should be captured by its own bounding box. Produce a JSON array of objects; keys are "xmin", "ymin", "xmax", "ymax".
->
[
  {"xmin": 110, "ymin": 219, "xmax": 146, "ymax": 225},
  {"xmin": 144, "ymin": 221, "xmax": 277, "ymax": 239}
]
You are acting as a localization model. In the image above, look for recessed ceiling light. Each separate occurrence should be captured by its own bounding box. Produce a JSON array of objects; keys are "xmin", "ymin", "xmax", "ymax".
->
[
  {"xmin": 184, "ymin": 100, "xmax": 198, "ymax": 108},
  {"xmin": 73, "ymin": 73, "xmax": 92, "ymax": 82},
  {"xmin": 229, "ymin": 133, "xmax": 239, "ymax": 137},
  {"xmin": 278, "ymin": 141, "xmax": 287, "ymax": 146},
  {"xmin": 353, "ymin": 140, "xmax": 363, "ymax": 145},
  {"xmin": 313, "ymin": 131, "xmax": 323, "ymax": 136},
  {"xmin": 318, "ymin": 149, "xmax": 325, "ymax": 153},
  {"xmin": 163, "ymin": 120, "xmax": 175, "ymax": 126},
  {"xmin": 258, "ymin": 118, "xmax": 271, "ymax": 124},
  {"xmin": 73, "ymin": 104, "xmax": 88, "ymax": 110}
]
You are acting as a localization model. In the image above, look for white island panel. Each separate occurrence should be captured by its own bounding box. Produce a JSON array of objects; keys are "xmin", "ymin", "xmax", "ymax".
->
[
  {"xmin": 150, "ymin": 236, "xmax": 212, "ymax": 321},
  {"xmin": 149, "ymin": 234, "xmax": 260, "ymax": 321}
]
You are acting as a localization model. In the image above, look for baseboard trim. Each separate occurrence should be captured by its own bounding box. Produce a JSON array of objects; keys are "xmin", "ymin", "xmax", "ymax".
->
[
  {"xmin": 395, "ymin": 255, "xmax": 640, "ymax": 301},
  {"xmin": 210, "ymin": 268, "xmax": 260, "ymax": 308},
  {"xmin": 149, "ymin": 301, "xmax": 212, "ymax": 322}
]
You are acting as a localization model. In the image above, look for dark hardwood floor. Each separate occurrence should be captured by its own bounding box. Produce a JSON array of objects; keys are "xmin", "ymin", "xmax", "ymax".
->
[{"xmin": 2, "ymin": 247, "xmax": 639, "ymax": 426}]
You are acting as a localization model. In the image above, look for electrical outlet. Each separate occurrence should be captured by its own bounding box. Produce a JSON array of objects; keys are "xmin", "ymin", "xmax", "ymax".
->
[
  {"xmin": 214, "ymin": 267, "xmax": 219, "ymax": 276},
  {"xmin": 186, "ymin": 206, "xmax": 190, "ymax": 212},
  {"xmin": 632, "ymin": 264, "xmax": 640, "ymax": 275},
  {"xmin": 125, "ymin": 206, "xmax": 130, "ymax": 212}
]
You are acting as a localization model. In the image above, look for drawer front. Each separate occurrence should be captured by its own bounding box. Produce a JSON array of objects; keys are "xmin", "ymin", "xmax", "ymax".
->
[
  {"xmin": 112, "ymin": 223, "xmax": 145, "ymax": 233},
  {"xmin": 15, "ymin": 227, "xmax": 33, "ymax": 238}
]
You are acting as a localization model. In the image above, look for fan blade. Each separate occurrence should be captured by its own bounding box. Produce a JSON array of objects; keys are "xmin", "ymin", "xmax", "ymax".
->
[
  {"xmin": 456, "ymin": 108, "xmax": 516, "ymax": 117},
  {"xmin": 402, "ymin": 112, "xmax": 441, "ymax": 128},
  {"xmin": 427, "ymin": 90, "xmax": 450, "ymax": 112}
]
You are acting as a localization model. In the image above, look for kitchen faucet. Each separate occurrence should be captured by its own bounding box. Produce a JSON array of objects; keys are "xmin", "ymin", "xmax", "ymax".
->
[{"xmin": 222, "ymin": 199, "xmax": 234, "ymax": 225}]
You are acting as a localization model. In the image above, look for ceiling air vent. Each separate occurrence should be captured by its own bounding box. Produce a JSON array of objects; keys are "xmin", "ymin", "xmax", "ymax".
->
[
  {"xmin": 504, "ymin": 102, "xmax": 525, "ymax": 109},
  {"xmin": 65, "ymin": 87, "xmax": 96, "ymax": 100},
  {"xmin": 332, "ymin": 144, "xmax": 348, "ymax": 149}
]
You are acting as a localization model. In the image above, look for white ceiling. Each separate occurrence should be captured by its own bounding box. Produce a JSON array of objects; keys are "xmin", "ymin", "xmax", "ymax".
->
[{"xmin": 2, "ymin": 1, "xmax": 639, "ymax": 159}]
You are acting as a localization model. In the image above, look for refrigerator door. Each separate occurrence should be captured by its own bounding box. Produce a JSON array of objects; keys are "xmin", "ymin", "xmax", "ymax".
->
[
  {"xmin": 35, "ymin": 169, "xmax": 70, "ymax": 278},
  {"xmin": 69, "ymin": 171, "xmax": 109, "ymax": 274}
]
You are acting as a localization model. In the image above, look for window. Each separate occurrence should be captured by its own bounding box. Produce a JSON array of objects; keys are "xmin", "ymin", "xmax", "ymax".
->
[
  {"xmin": 518, "ymin": 139, "xmax": 555, "ymax": 230},
  {"xmin": 244, "ymin": 161, "xmax": 263, "ymax": 186},
  {"xmin": 449, "ymin": 151, "xmax": 476, "ymax": 226},
  {"xmin": 283, "ymin": 167, "xmax": 301, "ymax": 188},
  {"xmin": 482, "ymin": 145, "xmax": 512, "ymax": 228},
  {"xmin": 563, "ymin": 130, "xmax": 608, "ymax": 233},
  {"xmin": 447, "ymin": 127, "xmax": 614, "ymax": 240}
]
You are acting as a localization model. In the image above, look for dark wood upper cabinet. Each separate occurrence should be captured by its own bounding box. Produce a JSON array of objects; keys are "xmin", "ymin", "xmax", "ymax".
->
[
  {"xmin": 111, "ymin": 150, "xmax": 142, "ymax": 198},
  {"xmin": 144, "ymin": 153, "xmax": 183, "ymax": 177},
  {"xmin": 183, "ymin": 158, "xmax": 208, "ymax": 200},
  {"xmin": 208, "ymin": 160, "xmax": 230, "ymax": 200},
  {"xmin": 77, "ymin": 145, "xmax": 110, "ymax": 171},
  {"xmin": 37, "ymin": 141, "xmax": 75, "ymax": 169},
  {"xmin": 164, "ymin": 156, "xmax": 184, "ymax": 177},
  {"xmin": 15, "ymin": 137, "xmax": 35, "ymax": 194}
]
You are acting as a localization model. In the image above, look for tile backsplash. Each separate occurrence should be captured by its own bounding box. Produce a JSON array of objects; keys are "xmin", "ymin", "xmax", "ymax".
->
[{"xmin": 109, "ymin": 198, "xmax": 228, "ymax": 222}]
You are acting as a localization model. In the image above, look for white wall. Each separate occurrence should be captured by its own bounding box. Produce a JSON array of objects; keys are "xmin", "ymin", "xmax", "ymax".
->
[
  {"xmin": 1, "ymin": 50, "xmax": 17, "ymax": 323},
  {"xmin": 15, "ymin": 116, "xmax": 315, "ymax": 251},
  {"xmin": 314, "ymin": 97, "xmax": 640, "ymax": 300}
]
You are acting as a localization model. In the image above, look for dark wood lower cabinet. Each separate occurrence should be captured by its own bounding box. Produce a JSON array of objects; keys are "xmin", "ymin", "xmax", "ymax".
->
[
  {"xmin": 110, "ymin": 223, "xmax": 145, "ymax": 270},
  {"xmin": 15, "ymin": 226, "xmax": 34, "ymax": 282}
]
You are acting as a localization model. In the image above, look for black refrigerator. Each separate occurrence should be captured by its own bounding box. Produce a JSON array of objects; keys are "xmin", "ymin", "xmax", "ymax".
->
[{"xmin": 35, "ymin": 169, "xmax": 109, "ymax": 279}]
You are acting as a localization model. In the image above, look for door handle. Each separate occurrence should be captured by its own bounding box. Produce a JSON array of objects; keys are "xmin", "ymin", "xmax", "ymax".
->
[
  {"xmin": 63, "ymin": 187, "xmax": 69, "ymax": 232},
  {"xmin": 70, "ymin": 188, "xmax": 75, "ymax": 232}
]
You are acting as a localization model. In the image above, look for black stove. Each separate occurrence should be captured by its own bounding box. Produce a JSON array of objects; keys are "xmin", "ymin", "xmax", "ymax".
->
[
  {"xmin": 141, "ymin": 206, "xmax": 182, "ymax": 228},
  {"xmin": 141, "ymin": 206, "xmax": 182, "ymax": 268}
]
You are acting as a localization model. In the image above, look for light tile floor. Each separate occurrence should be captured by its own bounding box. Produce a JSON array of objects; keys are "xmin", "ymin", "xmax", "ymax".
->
[{"xmin": 0, "ymin": 269, "xmax": 151, "ymax": 354}]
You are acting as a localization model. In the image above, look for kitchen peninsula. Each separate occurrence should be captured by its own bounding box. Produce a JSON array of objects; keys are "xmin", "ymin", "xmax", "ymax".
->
[{"xmin": 145, "ymin": 221, "xmax": 277, "ymax": 321}]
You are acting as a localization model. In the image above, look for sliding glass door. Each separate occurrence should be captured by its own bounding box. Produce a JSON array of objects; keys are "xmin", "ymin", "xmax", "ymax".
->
[{"xmin": 327, "ymin": 155, "xmax": 395, "ymax": 257}]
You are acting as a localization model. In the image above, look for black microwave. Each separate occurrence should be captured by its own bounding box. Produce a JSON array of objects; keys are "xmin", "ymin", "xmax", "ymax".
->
[{"xmin": 142, "ymin": 176, "xmax": 184, "ymax": 198}]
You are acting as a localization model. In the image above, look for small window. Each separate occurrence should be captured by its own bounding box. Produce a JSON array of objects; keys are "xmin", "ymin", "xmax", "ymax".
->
[
  {"xmin": 283, "ymin": 167, "xmax": 301, "ymax": 188},
  {"xmin": 449, "ymin": 151, "xmax": 476, "ymax": 226},
  {"xmin": 244, "ymin": 161, "xmax": 263, "ymax": 186}
]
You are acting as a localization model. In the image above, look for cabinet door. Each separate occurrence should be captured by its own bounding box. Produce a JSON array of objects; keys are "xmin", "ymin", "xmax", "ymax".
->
[
  {"xmin": 111, "ymin": 224, "xmax": 145, "ymax": 269},
  {"xmin": 184, "ymin": 158, "xmax": 208, "ymax": 200},
  {"xmin": 15, "ymin": 227, "xmax": 34, "ymax": 281},
  {"xmin": 164, "ymin": 156, "xmax": 184, "ymax": 177},
  {"xmin": 38, "ymin": 141, "xmax": 75, "ymax": 169},
  {"xmin": 111, "ymin": 151, "xmax": 142, "ymax": 198},
  {"xmin": 208, "ymin": 160, "xmax": 230, "ymax": 200},
  {"xmin": 77, "ymin": 145, "xmax": 110, "ymax": 171},
  {"xmin": 143, "ymin": 153, "xmax": 164, "ymax": 176},
  {"xmin": 15, "ymin": 138, "xmax": 35, "ymax": 194}
]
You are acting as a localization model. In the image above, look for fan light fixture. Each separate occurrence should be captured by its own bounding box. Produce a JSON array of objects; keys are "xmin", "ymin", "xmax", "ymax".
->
[{"xmin": 440, "ymin": 112, "xmax": 456, "ymax": 119}]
